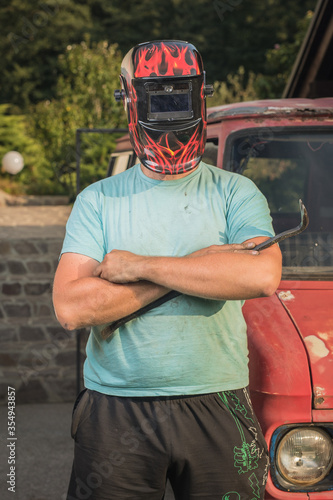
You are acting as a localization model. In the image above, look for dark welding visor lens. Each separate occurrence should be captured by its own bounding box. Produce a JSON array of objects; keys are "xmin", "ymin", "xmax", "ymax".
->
[
  {"xmin": 147, "ymin": 84, "xmax": 193, "ymax": 121},
  {"xmin": 150, "ymin": 93, "xmax": 189, "ymax": 113}
]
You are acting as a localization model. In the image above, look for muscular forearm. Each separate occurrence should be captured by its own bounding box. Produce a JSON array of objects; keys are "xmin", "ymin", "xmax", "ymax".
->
[
  {"xmin": 136, "ymin": 252, "xmax": 280, "ymax": 300},
  {"xmin": 94, "ymin": 241, "xmax": 282, "ymax": 301},
  {"xmin": 53, "ymin": 277, "xmax": 170, "ymax": 331}
]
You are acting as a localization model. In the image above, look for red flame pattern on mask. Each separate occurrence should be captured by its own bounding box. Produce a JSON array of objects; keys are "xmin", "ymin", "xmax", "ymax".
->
[
  {"xmin": 126, "ymin": 78, "xmax": 206, "ymax": 174},
  {"xmin": 139, "ymin": 123, "xmax": 206, "ymax": 174},
  {"xmin": 134, "ymin": 42, "xmax": 201, "ymax": 78},
  {"xmin": 121, "ymin": 42, "xmax": 207, "ymax": 174}
]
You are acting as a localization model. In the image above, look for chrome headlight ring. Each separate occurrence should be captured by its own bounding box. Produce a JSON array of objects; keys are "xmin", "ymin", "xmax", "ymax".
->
[{"xmin": 270, "ymin": 424, "xmax": 333, "ymax": 492}]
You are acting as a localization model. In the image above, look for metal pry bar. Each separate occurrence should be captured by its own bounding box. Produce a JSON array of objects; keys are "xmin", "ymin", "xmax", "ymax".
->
[
  {"xmin": 101, "ymin": 199, "xmax": 309, "ymax": 339},
  {"xmin": 253, "ymin": 199, "xmax": 309, "ymax": 251}
]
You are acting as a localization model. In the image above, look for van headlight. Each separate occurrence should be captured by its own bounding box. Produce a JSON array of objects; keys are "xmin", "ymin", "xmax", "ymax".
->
[{"xmin": 276, "ymin": 427, "xmax": 333, "ymax": 486}]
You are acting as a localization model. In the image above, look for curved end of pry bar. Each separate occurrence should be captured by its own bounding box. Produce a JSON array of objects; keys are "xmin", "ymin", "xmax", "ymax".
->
[
  {"xmin": 299, "ymin": 199, "xmax": 309, "ymax": 232},
  {"xmin": 254, "ymin": 198, "xmax": 309, "ymax": 251}
]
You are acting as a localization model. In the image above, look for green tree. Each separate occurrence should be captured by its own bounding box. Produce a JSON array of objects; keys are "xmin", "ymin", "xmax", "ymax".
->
[
  {"xmin": 0, "ymin": 0, "xmax": 318, "ymax": 195},
  {"xmin": 0, "ymin": 104, "xmax": 49, "ymax": 194},
  {"xmin": 89, "ymin": 0, "xmax": 315, "ymax": 83},
  {"xmin": 206, "ymin": 0, "xmax": 316, "ymax": 82},
  {"xmin": 207, "ymin": 8, "xmax": 315, "ymax": 105},
  {"xmin": 0, "ymin": 0, "xmax": 92, "ymax": 109},
  {"xmin": 0, "ymin": 0, "xmax": 317, "ymax": 110},
  {"xmin": 208, "ymin": 66, "xmax": 259, "ymax": 107},
  {"xmin": 32, "ymin": 38, "xmax": 127, "ymax": 196},
  {"xmin": 255, "ymin": 10, "xmax": 314, "ymax": 98}
]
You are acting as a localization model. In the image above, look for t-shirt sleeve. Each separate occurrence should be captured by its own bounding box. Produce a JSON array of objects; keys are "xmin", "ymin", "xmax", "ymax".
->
[
  {"xmin": 60, "ymin": 191, "xmax": 105, "ymax": 262},
  {"xmin": 226, "ymin": 174, "xmax": 275, "ymax": 244}
]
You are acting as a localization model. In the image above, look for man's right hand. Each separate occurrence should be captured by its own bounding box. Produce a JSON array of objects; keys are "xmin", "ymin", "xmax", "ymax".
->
[{"xmin": 188, "ymin": 241, "xmax": 259, "ymax": 258}]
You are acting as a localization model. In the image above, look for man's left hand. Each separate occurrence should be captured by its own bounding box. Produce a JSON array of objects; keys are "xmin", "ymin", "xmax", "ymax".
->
[{"xmin": 93, "ymin": 250, "xmax": 144, "ymax": 283}]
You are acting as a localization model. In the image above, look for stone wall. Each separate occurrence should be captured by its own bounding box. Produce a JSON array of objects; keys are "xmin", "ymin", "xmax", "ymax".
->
[{"xmin": 0, "ymin": 206, "xmax": 88, "ymax": 405}]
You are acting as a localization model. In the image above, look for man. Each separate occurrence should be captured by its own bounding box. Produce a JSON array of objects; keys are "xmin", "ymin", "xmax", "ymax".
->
[{"xmin": 53, "ymin": 40, "xmax": 282, "ymax": 500}]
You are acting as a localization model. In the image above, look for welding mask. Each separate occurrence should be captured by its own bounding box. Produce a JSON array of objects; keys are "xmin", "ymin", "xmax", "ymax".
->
[{"xmin": 114, "ymin": 40, "xmax": 214, "ymax": 174}]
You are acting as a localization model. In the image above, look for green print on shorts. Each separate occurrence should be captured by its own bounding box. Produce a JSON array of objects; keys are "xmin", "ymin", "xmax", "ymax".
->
[
  {"xmin": 218, "ymin": 391, "xmax": 259, "ymax": 474},
  {"xmin": 233, "ymin": 441, "xmax": 259, "ymax": 474},
  {"xmin": 249, "ymin": 472, "xmax": 260, "ymax": 498},
  {"xmin": 228, "ymin": 391, "xmax": 254, "ymax": 424},
  {"xmin": 221, "ymin": 492, "xmax": 241, "ymax": 500},
  {"xmin": 221, "ymin": 473, "xmax": 260, "ymax": 500}
]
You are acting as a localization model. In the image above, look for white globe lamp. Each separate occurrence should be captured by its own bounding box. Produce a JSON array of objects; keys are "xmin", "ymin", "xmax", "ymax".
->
[{"xmin": 2, "ymin": 151, "xmax": 24, "ymax": 175}]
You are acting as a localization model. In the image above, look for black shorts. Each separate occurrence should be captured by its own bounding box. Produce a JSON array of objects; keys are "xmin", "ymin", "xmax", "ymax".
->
[{"xmin": 67, "ymin": 388, "xmax": 269, "ymax": 500}]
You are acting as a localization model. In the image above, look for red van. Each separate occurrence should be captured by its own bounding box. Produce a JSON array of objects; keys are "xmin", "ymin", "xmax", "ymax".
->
[{"xmin": 108, "ymin": 98, "xmax": 333, "ymax": 499}]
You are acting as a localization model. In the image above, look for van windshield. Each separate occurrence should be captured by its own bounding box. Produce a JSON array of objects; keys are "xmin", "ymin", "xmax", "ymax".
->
[{"xmin": 229, "ymin": 129, "xmax": 333, "ymax": 280}]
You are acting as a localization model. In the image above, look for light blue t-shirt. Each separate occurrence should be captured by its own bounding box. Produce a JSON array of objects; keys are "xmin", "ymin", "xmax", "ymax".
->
[{"xmin": 61, "ymin": 162, "xmax": 274, "ymax": 396}]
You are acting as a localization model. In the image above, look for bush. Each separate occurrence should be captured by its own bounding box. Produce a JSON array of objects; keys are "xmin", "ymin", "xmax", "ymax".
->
[
  {"xmin": 0, "ymin": 104, "xmax": 49, "ymax": 195},
  {"xmin": 31, "ymin": 38, "xmax": 127, "ymax": 196},
  {"xmin": 208, "ymin": 67, "xmax": 259, "ymax": 107}
]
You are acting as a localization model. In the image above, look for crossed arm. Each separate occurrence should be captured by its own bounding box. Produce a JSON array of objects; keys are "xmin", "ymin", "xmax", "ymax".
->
[{"xmin": 52, "ymin": 237, "xmax": 282, "ymax": 331}]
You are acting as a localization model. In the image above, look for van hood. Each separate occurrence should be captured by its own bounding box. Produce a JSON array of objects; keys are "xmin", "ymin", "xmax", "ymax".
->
[{"xmin": 277, "ymin": 283, "xmax": 333, "ymax": 409}]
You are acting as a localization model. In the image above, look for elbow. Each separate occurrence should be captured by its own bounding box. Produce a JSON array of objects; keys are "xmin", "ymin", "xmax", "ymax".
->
[
  {"xmin": 55, "ymin": 310, "xmax": 78, "ymax": 331},
  {"xmin": 260, "ymin": 283, "xmax": 278, "ymax": 298},
  {"xmin": 53, "ymin": 300, "xmax": 80, "ymax": 331},
  {"xmin": 259, "ymin": 270, "xmax": 282, "ymax": 297},
  {"xmin": 256, "ymin": 252, "xmax": 282, "ymax": 298},
  {"xmin": 58, "ymin": 317, "xmax": 78, "ymax": 332}
]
